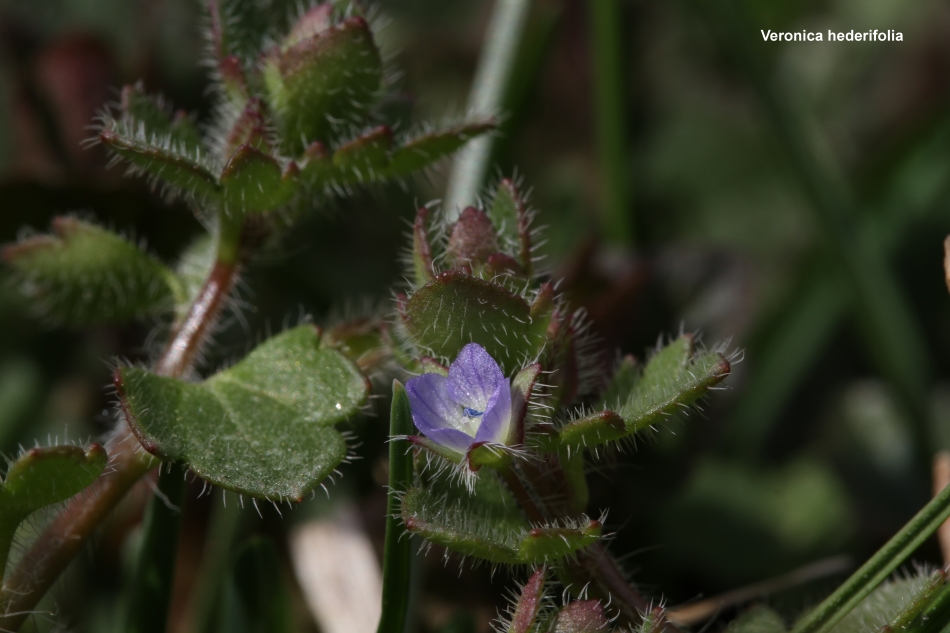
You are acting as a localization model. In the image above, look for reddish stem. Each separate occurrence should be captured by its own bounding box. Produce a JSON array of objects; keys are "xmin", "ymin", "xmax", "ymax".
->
[
  {"xmin": 503, "ymin": 461, "xmax": 681, "ymax": 633},
  {"xmin": 0, "ymin": 260, "xmax": 239, "ymax": 631}
]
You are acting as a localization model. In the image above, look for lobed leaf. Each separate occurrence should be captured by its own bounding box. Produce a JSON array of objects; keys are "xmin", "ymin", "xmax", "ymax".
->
[
  {"xmin": 117, "ymin": 325, "xmax": 369, "ymax": 501},
  {"xmin": 3, "ymin": 217, "xmax": 183, "ymax": 324}
]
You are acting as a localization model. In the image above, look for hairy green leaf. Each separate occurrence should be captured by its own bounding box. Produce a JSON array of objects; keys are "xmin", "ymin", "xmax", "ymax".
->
[
  {"xmin": 0, "ymin": 444, "xmax": 107, "ymax": 577},
  {"xmin": 118, "ymin": 325, "xmax": 369, "ymax": 501},
  {"xmin": 400, "ymin": 271, "xmax": 546, "ymax": 373},
  {"xmin": 401, "ymin": 485, "xmax": 600, "ymax": 565},
  {"xmin": 3, "ymin": 217, "xmax": 182, "ymax": 324},
  {"xmin": 263, "ymin": 17, "xmax": 382, "ymax": 154},
  {"xmin": 488, "ymin": 178, "xmax": 531, "ymax": 274},
  {"xmin": 384, "ymin": 120, "xmax": 496, "ymax": 179},
  {"xmin": 100, "ymin": 129, "xmax": 220, "ymax": 200}
]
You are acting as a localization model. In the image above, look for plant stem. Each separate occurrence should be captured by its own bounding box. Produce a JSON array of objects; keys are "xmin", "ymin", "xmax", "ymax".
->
[
  {"xmin": 376, "ymin": 382, "xmax": 415, "ymax": 633},
  {"xmin": 501, "ymin": 463, "xmax": 679, "ymax": 631},
  {"xmin": 0, "ymin": 245, "xmax": 241, "ymax": 631},
  {"xmin": 589, "ymin": 0, "xmax": 632, "ymax": 245},
  {"xmin": 444, "ymin": 0, "xmax": 532, "ymax": 219},
  {"xmin": 789, "ymin": 479, "xmax": 950, "ymax": 633}
]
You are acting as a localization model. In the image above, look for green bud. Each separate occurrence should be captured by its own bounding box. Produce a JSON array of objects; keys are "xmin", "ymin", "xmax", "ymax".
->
[{"xmin": 263, "ymin": 16, "xmax": 383, "ymax": 154}]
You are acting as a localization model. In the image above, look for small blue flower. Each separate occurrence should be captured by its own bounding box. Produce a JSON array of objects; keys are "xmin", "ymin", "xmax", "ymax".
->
[{"xmin": 405, "ymin": 343, "xmax": 513, "ymax": 456}]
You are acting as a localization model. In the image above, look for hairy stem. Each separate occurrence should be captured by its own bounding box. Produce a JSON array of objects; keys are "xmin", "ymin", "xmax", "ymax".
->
[
  {"xmin": 0, "ymin": 255, "xmax": 240, "ymax": 631},
  {"xmin": 502, "ymin": 463, "xmax": 678, "ymax": 631}
]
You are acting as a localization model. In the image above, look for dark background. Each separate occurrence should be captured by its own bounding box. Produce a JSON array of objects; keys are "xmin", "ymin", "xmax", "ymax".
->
[{"xmin": 2, "ymin": 0, "xmax": 950, "ymax": 631}]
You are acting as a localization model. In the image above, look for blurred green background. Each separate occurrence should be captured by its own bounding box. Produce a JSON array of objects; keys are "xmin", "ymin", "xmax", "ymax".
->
[{"xmin": 2, "ymin": 0, "xmax": 950, "ymax": 631}]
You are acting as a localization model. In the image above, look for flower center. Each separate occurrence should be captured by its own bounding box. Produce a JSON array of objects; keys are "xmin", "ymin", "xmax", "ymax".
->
[{"xmin": 461, "ymin": 407, "xmax": 484, "ymax": 418}]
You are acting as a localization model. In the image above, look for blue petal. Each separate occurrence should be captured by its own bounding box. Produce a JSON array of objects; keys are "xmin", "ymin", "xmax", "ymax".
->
[
  {"xmin": 447, "ymin": 343, "xmax": 505, "ymax": 413},
  {"xmin": 405, "ymin": 373, "xmax": 477, "ymax": 453},
  {"xmin": 475, "ymin": 377, "xmax": 512, "ymax": 444}
]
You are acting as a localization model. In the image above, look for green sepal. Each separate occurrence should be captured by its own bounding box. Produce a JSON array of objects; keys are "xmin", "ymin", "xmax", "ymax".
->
[
  {"xmin": 332, "ymin": 126, "xmax": 394, "ymax": 181},
  {"xmin": 511, "ymin": 364, "xmax": 541, "ymax": 445},
  {"xmin": 0, "ymin": 444, "xmax": 107, "ymax": 576},
  {"xmin": 100, "ymin": 129, "xmax": 220, "ymax": 200},
  {"xmin": 467, "ymin": 443, "xmax": 511, "ymax": 471},
  {"xmin": 117, "ymin": 325, "xmax": 369, "ymax": 501},
  {"xmin": 401, "ymin": 271, "xmax": 545, "ymax": 374},
  {"xmin": 409, "ymin": 435, "xmax": 464, "ymax": 464},
  {"xmin": 3, "ymin": 217, "xmax": 182, "ymax": 324},
  {"xmin": 619, "ymin": 336, "xmax": 730, "ymax": 433},
  {"xmin": 384, "ymin": 120, "xmax": 496, "ymax": 179},
  {"xmin": 401, "ymin": 485, "xmax": 599, "ymax": 565},
  {"xmin": 489, "ymin": 179, "xmax": 532, "ymax": 274},
  {"xmin": 263, "ymin": 16, "xmax": 383, "ymax": 155},
  {"xmin": 412, "ymin": 208, "xmax": 435, "ymax": 286},
  {"xmin": 220, "ymin": 145, "xmax": 299, "ymax": 215}
]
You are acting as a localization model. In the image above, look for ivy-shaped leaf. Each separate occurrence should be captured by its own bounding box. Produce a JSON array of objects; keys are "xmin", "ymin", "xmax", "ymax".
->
[
  {"xmin": 0, "ymin": 445, "xmax": 107, "ymax": 577},
  {"xmin": 117, "ymin": 325, "xmax": 369, "ymax": 501},
  {"xmin": 2, "ymin": 217, "xmax": 183, "ymax": 324}
]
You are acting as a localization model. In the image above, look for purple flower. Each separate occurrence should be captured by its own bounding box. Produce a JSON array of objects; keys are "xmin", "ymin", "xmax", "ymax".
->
[{"xmin": 405, "ymin": 343, "xmax": 513, "ymax": 456}]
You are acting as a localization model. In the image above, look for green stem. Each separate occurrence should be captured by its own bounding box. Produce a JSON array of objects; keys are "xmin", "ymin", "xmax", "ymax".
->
[
  {"xmin": 790, "ymin": 480, "xmax": 950, "ymax": 633},
  {"xmin": 444, "ymin": 0, "xmax": 533, "ymax": 217},
  {"xmin": 589, "ymin": 0, "xmax": 632, "ymax": 245},
  {"xmin": 377, "ymin": 381, "xmax": 415, "ymax": 633},
  {"xmin": 123, "ymin": 466, "xmax": 187, "ymax": 633}
]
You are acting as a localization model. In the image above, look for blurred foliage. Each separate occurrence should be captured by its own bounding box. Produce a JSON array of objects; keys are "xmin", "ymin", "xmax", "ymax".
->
[{"xmin": 2, "ymin": 0, "xmax": 950, "ymax": 631}]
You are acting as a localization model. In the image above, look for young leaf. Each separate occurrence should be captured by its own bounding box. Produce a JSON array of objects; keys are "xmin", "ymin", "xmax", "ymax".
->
[
  {"xmin": 601, "ymin": 355, "xmax": 638, "ymax": 410},
  {"xmin": 401, "ymin": 485, "xmax": 599, "ymax": 565},
  {"xmin": 100, "ymin": 129, "xmax": 220, "ymax": 200},
  {"xmin": 0, "ymin": 444, "xmax": 107, "ymax": 577},
  {"xmin": 400, "ymin": 271, "xmax": 545, "ymax": 373},
  {"xmin": 384, "ymin": 120, "xmax": 496, "ymax": 179},
  {"xmin": 3, "ymin": 217, "xmax": 182, "ymax": 324},
  {"xmin": 728, "ymin": 606, "xmax": 786, "ymax": 633},
  {"xmin": 117, "ymin": 325, "xmax": 369, "ymax": 501},
  {"xmin": 263, "ymin": 17, "xmax": 383, "ymax": 154},
  {"xmin": 619, "ymin": 336, "xmax": 731, "ymax": 433}
]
